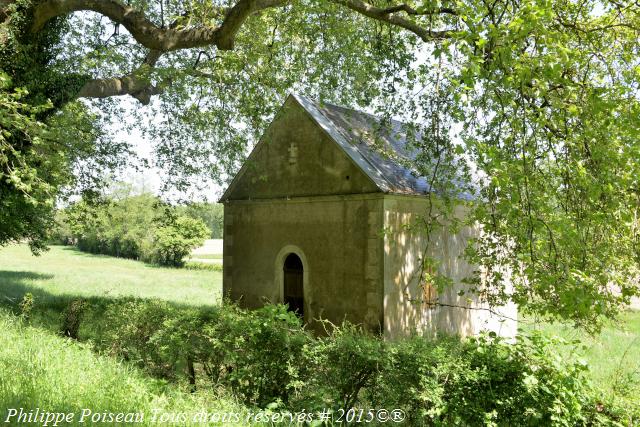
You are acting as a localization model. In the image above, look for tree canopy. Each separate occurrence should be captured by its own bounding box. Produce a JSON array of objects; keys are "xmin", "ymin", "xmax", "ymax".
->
[{"xmin": 1, "ymin": 0, "xmax": 639, "ymax": 328}]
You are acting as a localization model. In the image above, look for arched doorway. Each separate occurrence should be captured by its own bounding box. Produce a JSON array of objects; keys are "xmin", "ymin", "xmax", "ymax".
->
[{"xmin": 283, "ymin": 253, "xmax": 304, "ymax": 316}]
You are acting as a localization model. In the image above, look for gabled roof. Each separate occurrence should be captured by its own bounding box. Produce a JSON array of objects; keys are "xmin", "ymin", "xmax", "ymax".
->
[
  {"xmin": 220, "ymin": 94, "xmax": 471, "ymax": 202},
  {"xmin": 293, "ymin": 94, "xmax": 432, "ymax": 196}
]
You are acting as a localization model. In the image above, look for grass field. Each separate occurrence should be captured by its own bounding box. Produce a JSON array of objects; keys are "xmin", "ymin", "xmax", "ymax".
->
[
  {"xmin": 1, "ymin": 243, "xmax": 638, "ymax": 420},
  {"xmin": 0, "ymin": 245, "xmax": 245, "ymax": 426},
  {"xmin": 522, "ymin": 311, "xmax": 640, "ymax": 410},
  {"xmin": 0, "ymin": 310, "xmax": 249, "ymax": 426},
  {"xmin": 0, "ymin": 245, "xmax": 222, "ymax": 306}
]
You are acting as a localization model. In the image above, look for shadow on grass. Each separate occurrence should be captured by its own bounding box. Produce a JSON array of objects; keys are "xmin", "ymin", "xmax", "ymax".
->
[
  {"xmin": 0, "ymin": 271, "xmax": 55, "ymax": 302},
  {"xmin": 0, "ymin": 268, "xmax": 218, "ymax": 341},
  {"xmin": 58, "ymin": 245, "xmax": 138, "ymax": 261}
]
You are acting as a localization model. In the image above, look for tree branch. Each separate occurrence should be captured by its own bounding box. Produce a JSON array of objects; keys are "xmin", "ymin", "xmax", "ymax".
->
[
  {"xmin": 77, "ymin": 49, "xmax": 164, "ymax": 104},
  {"xmin": 30, "ymin": 0, "xmax": 455, "ymax": 104},
  {"xmin": 331, "ymin": 0, "xmax": 456, "ymax": 41},
  {"xmin": 32, "ymin": 0, "xmax": 287, "ymax": 51},
  {"xmin": 381, "ymin": 3, "xmax": 458, "ymax": 17}
]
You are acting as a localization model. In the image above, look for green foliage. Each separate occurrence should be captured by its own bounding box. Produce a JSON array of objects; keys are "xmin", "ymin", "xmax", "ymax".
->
[
  {"xmin": 178, "ymin": 202, "xmax": 224, "ymax": 239},
  {"xmin": 217, "ymin": 304, "xmax": 309, "ymax": 407},
  {"xmin": 2, "ymin": 0, "xmax": 639, "ymax": 328},
  {"xmin": 0, "ymin": 309, "xmax": 250, "ymax": 424},
  {"xmin": 0, "ymin": 4, "xmax": 125, "ymax": 252},
  {"xmin": 18, "ymin": 292, "xmax": 34, "ymax": 320},
  {"xmin": 184, "ymin": 261, "xmax": 223, "ymax": 272},
  {"xmin": 0, "ymin": 73, "xmax": 56, "ymax": 254},
  {"xmin": 60, "ymin": 298, "xmax": 88, "ymax": 339},
  {"xmin": 382, "ymin": 0, "xmax": 640, "ymax": 329},
  {"xmin": 83, "ymin": 298, "xmax": 635, "ymax": 425},
  {"xmin": 102, "ymin": 299, "xmax": 177, "ymax": 378},
  {"xmin": 146, "ymin": 216, "xmax": 210, "ymax": 267},
  {"xmin": 2, "ymin": 244, "xmax": 637, "ymax": 425},
  {"xmin": 49, "ymin": 208, "xmax": 74, "ymax": 245},
  {"xmin": 0, "ymin": 309, "xmax": 160, "ymax": 418},
  {"xmin": 300, "ymin": 324, "xmax": 387, "ymax": 412},
  {"xmin": 59, "ymin": 192, "xmax": 210, "ymax": 266},
  {"xmin": 100, "ymin": 301, "xmax": 308, "ymax": 407},
  {"xmin": 66, "ymin": 193, "xmax": 157, "ymax": 259}
]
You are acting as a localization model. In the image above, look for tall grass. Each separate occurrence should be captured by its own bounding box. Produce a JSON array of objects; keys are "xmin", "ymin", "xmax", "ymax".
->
[
  {"xmin": 0, "ymin": 311, "xmax": 248, "ymax": 426},
  {"xmin": 521, "ymin": 310, "xmax": 640, "ymax": 415}
]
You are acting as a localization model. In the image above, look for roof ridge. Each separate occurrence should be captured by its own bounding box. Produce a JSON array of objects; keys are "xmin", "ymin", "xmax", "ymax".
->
[{"xmin": 308, "ymin": 98, "xmax": 414, "ymax": 133}]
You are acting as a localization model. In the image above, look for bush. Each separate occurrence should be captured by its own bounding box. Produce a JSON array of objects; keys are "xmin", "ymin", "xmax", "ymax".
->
[
  {"xmin": 65, "ymin": 194, "xmax": 157, "ymax": 259},
  {"xmin": 86, "ymin": 299, "xmax": 633, "ymax": 425},
  {"xmin": 59, "ymin": 193, "xmax": 211, "ymax": 267},
  {"xmin": 178, "ymin": 202, "xmax": 224, "ymax": 239},
  {"xmin": 372, "ymin": 333, "xmax": 598, "ymax": 426},
  {"xmin": 142, "ymin": 216, "xmax": 209, "ymax": 267},
  {"xmin": 221, "ymin": 305, "xmax": 310, "ymax": 407},
  {"xmin": 295, "ymin": 324, "xmax": 388, "ymax": 412},
  {"xmin": 100, "ymin": 299, "xmax": 177, "ymax": 378},
  {"xmin": 61, "ymin": 298, "xmax": 89, "ymax": 339},
  {"xmin": 99, "ymin": 301, "xmax": 309, "ymax": 407}
]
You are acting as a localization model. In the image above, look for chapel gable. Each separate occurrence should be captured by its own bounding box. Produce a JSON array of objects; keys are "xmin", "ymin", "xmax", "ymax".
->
[{"xmin": 220, "ymin": 97, "xmax": 379, "ymax": 202}]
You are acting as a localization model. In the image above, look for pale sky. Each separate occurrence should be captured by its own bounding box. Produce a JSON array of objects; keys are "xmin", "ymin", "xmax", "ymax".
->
[{"xmin": 106, "ymin": 102, "xmax": 225, "ymax": 203}]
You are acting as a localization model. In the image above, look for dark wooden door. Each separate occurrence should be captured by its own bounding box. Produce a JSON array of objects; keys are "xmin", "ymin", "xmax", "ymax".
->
[{"xmin": 283, "ymin": 253, "xmax": 303, "ymax": 317}]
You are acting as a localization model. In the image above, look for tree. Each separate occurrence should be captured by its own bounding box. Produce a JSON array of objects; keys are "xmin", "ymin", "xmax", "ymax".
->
[
  {"xmin": 1, "ymin": 0, "xmax": 639, "ymax": 327},
  {"xmin": 178, "ymin": 202, "xmax": 224, "ymax": 238},
  {"xmin": 0, "ymin": 72, "xmax": 55, "ymax": 254},
  {"xmin": 149, "ymin": 215, "xmax": 210, "ymax": 267}
]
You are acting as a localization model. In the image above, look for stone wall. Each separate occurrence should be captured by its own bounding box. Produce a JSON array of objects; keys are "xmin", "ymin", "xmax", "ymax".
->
[
  {"xmin": 223, "ymin": 194, "xmax": 384, "ymax": 333},
  {"xmin": 382, "ymin": 195, "xmax": 518, "ymax": 340}
]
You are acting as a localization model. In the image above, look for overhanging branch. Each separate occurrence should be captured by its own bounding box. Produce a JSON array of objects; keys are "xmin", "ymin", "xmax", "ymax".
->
[
  {"xmin": 32, "ymin": 0, "xmax": 287, "ymax": 51},
  {"xmin": 30, "ymin": 0, "xmax": 456, "ymax": 104},
  {"xmin": 331, "ymin": 0, "xmax": 456, "ymax": 41},
  {"xmin": 77, "ymin": 49, "xmax": 164, "ymax": 104}
]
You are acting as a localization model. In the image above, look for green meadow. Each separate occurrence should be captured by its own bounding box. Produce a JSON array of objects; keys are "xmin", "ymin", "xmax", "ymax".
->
[
  {"xmin": 0, "ymin": 245, "xmax": 248, "ymax": 426},
  {"xmin": 0, "ymin": 245, "xmax": 222, "ymax": 305},
  {"xmin": 0, "ymin": 244, "xmax": 638, "ymax": 423},
  {"xmin": 0, "ymin": 310, "xmax": 250, "ymax": 426}
]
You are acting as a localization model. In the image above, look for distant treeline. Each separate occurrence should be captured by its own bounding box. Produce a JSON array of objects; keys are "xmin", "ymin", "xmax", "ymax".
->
[
  {"xmin": 177, "ymin": 202, "xmax": 223, "ymax": 239},
  {"xmin": 52, "ymin": 193, "xmax": 218, "ymax": 266}
]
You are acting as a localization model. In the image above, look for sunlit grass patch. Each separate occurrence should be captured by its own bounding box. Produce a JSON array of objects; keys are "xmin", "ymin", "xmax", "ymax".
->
[{"xmin": 0, "ymin": 244, "xmax": 222, "ymax": 306}]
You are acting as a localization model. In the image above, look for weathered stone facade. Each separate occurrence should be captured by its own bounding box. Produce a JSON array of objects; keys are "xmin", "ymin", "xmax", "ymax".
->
[{"xmin": 220, "ymin": 94, "xmax": 517, "ymax": 339}]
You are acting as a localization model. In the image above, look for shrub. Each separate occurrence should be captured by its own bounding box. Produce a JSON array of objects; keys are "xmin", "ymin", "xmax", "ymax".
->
[
  {"xmin": 49, "ymin": 209, "xmax": 74, "ymax": 245},
  {"xmin": 220, "ymin": 304, "xmax": 310, "ymax": 407},
  {"xmin": 143, "ymin": 216, "xmax": 209, "ymax": 267},
  {"xmin": 66, "ymin": 194, "xmax": 157, "ymax": 259},
  {"xmin": 100, "ymin": 300, "xmax": 309, "ymax": 407},
  {"xmin": 60, "ymin": 193, "xmax": 211, "ymax": 267},
  {"xmin": 296, "ymin": 324, "xmax": 388, "ymax": 412},
  {"xmin": 78, "ymin": 300, "xmax": 633, "ymax": 425},
  {"xmin": 177, "ymin": 202, "xmax": 224, "ymax": 239},
  {"xmin": 18, "ymin": 292, "xmax": 35, "ymax": 320},
  {"xmin": 100, "ymin": 299, "xmax": 176, "ymax": 378},
  {"xmin": 60, "ymin": 298, "xmax": 89, "ymax": 339}
]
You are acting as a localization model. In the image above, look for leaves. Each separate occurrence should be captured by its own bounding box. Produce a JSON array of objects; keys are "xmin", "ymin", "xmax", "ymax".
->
[{"xmin": 2, "ymin": 0, "xmax": 639, "ymax": 325}]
